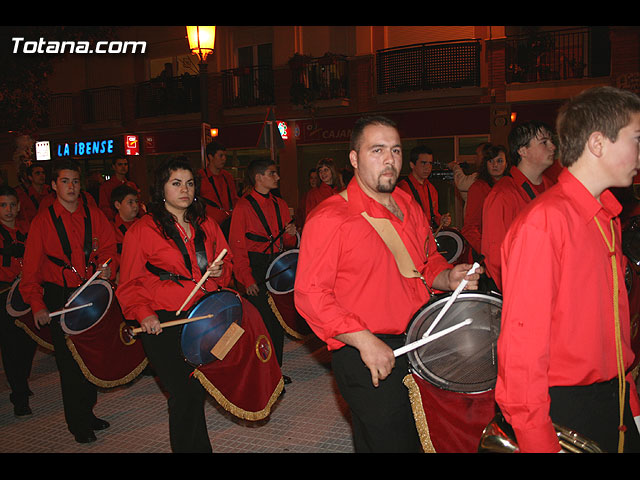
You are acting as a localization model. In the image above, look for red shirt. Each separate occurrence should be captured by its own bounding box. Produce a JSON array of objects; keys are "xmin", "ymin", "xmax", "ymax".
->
[
  {"xmin": 481, "ymin": 166, "xmax": 554, "ymax": 290},
  {"xmin": 16, "ymin": 184, "xmax": 51, "ymax": 224},
  {"xmin": 20, "ymin": 197, "xmax": 118, "ymax": 313},
  {"xmin": 496, "ymin": 169, "xmax": 640, "ymax": 452},
  {"xmin": 0, "ymin": 219, "xmax": 29, "ymax": 283},
  {"xmin": 116, "ymin": 214, "xmax": 232, "ymax": 324},
  {"xmin": 461, "ymin": 179, "xmax": 492, "ymax": 255},
  {"xmin": 99, "ymin": 177, "xmax": 139, "ymax": 222},
  {"xmin": 228, "ymin": 189, "xmax": 296, "ymax": 289},
  {"xmin": 113, "ymin": 215, "xmax": 138, "ymax": 265},
  {"xmin": 305, "ymin": 182, "xmax": 338, "ymax": 219},
  {"xmin": 197, "ymin": 168, "xmax": 239, "ymax": 225},
  {"xmin": 397, "ymin": 174, "xmax": 442, "ymax": 227},
  {"xmin": 294, "ymin": 179, "xmax": 451, "ymax": 351}
]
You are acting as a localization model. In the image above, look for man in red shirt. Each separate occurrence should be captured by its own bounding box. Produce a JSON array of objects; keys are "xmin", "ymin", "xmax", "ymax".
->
[
  {"xmin": 99, "ymin": 157, "xmax": 138, "ymax": 222},
  {"xmin": 398, "ymin": 145, "xmax": 451, "ymax": 230},
  {"xmin": 295, "ymin": 116, "xmax": 481, "ymax": 452},
  {"xmin": 0, "ymin": 186, "xmax": 37, "ymax": 417},
  {"xmin": 229, "ymin": 159, "xmax": 297, "ymax": 374},
  {"xmin": 198, "ymin": 141, "xmax": 239, "ymax": 238},
  {"xmin": 481, "ymin": 121, "xmax": 557, "ymax": 290},
  {"xmin": 20, "ymin": 160, "xmax": 117, "ymax": 444},
  {"xmin": 110, "ymin": 183, "xmax": 140, "ymax": 271},
  {"xmin": 496, "ymin": 86, "xmax": 640, "ymax": 453},
  {"xmin": 16, "ymin": 163, "xmax": 51, "ymax": 224}
]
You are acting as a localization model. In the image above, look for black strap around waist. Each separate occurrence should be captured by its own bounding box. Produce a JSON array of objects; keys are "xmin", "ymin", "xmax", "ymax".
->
[{"xmin": 145, "ymin": 262, "xmax": 192, "ymax": 287}]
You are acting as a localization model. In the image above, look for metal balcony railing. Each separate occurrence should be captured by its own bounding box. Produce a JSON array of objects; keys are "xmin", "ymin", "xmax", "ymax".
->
[
  {"xmin": 222, "ymin": 65, "xmax": 274, "ymax": 108},
  {"xmin": 505, "ymin": 27, "xmax": 610, "ymax": 83},
  {"xmin": 45, "ymin": 93, "xmax": 74, "ymax": 128},
  {"xmin": 81, "ymin": 86, "xmax": 122, "ymax": 123},
  {"xmin": 289, "ymin": 54, "xmax": 349, "ymax": 106},
  {"xmin": 135, "ymin": 74, "xmax": 200, "ymax": 118},
  {"xmin": 376, "ymin": 40, "xmax": 481, "ymax": 95}
]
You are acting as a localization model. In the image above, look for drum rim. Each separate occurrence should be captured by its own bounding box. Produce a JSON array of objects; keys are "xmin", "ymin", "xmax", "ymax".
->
[
  {"xmin": 60, "ymin": 278, "xmax": 113, "ymax": 335},
  {"xmin": 435, "ymin": 229, "xmax": 465, "ymax": 263},
  {"xmin": 405, "ymin": 291, "xmax": 502, "ymax": 393},
  {"xmin": 265, "ymin": 248, "xmax": 299, "ymax": 295},
  {"xmin": 6, "ymin": 277, "xmax": 30, "ymax": 317},
  {"xmin": 181, "ymin": 288, "xmax": 244, "ymax": 366}
]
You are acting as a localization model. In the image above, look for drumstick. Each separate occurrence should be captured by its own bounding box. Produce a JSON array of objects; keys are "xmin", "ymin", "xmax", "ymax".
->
[
  {"xmin": 129, "ymin": 313, "xmax": 215, "ymax": 336},
  {"xmin": 176, "ymin": 249, "xmax": 227, "ymax": 315},
  {"xmin": 64, "ymin": 258, "xmax": 112, "ymax": 307},
  {"xmin": 394, "ymin": 318, "xmax": 472, "ymax": 357},
  {"xmin": 49, "ymin": 302, "xmax": 93, "ymax": 317},
  {"xmin": 423, "ymin": 262, "xmax": 480, "ymax": 339}
]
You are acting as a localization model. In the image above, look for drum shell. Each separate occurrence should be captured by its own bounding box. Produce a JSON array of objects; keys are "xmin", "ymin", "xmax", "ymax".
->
[
  {"xmin": 405, "ymin": 291, "xmax": 502, "ymax": 394},
  {"xmin": 435, "ymin": 228, "xmax": 468, "ymax": 264},
  {"xmin": 61, "ymin": 279, "xmax": 113, "ymax": 335}
]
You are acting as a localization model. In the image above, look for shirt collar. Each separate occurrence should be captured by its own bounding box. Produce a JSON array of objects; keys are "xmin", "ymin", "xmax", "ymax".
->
[
  {"xmin": 346, "ymin": 177, "xmax": 411, "ymax": 224},
  {"xmin": 558, "ymin": 169, "xmax": 621, "ymax": 223}
]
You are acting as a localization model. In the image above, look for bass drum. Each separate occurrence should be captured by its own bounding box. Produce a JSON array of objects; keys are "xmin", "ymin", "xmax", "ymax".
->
[
  {"xmin": 403, "ymin": 291, "xmax": 501, "ymax": 453},
  {"xmin": 435, "ymin": 228, "xmax": 468, "ymax": 264},
  {"xmin": 265, "ymin": 249, "xmax": 298, "ymax": 295}
]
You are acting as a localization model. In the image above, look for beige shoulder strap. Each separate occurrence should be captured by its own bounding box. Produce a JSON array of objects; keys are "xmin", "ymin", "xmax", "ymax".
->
[{"xmin": 339, "ymin": 189, "xmax": 421, "ymax": 279}]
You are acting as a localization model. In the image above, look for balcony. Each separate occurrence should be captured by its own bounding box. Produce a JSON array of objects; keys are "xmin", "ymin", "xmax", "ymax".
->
[
  {"xmin": 81, "ymin": 86, "xmax": 122, "ymax": 123},
  {"xmin": 289, "ymin": 53, "xmax": 350, "ymax": 108},
  {"xmin": 222, "ymin": 65, "xmax": 274, "ymax": 109},
  {"xmin": 376, "ymin": 40, "xmax": 481, "ymax": 95},
  {"xmin": 135, "ymin": 74, "xmax": 200, "ymax": 118},
  {"xmin": 505, "ymin": 27, "xmax": 611, "ymax": 84}
]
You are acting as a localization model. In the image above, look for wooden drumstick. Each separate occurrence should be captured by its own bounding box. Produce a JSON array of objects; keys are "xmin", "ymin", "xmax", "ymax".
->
[
  {"xmin": 394, "ymin": 318, "xmax": 472, "ymax": 358},
  {"xmin": 49, "ymin": 302, "xmax": 93, "ymax": 317},
  {"xmin": 128, "ymin": 313, "xmax": 215, "ymax": 336},
  {"xmin": 176, "ymin": 249, "xmax": 227, "ymax": 315},
  {"xmin": 65, "ymin": 258, "xmax": 112, "ymax": 307},
  {"xmin": 423, "ymin": 262, "xmax": 480, "ymax": 339}
]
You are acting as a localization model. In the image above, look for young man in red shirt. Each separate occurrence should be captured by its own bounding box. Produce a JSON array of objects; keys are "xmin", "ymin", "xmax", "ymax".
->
[
  {"xmin": 16, "ymin": 163, "xmax": 51, "ymax": 224},
  {"xmin": 21, "ymin": 160, "xmax": 117, "ymax": 444},
  {"xmin": 496, "ymin": 86, "xmax": 640, "ymax": 453},
  {"xmin": 481, "ymin": 121, "xmax": 557, "ymax": 290},
  {"xmin": 99, "ymin": 157, "xmax": 138, "ymax": 222},
  {"xmin": 295, "ymin": 116, "xmax": 480, "ymax": 452}
]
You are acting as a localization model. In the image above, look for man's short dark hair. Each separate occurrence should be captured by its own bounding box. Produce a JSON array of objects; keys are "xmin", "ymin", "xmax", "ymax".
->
[
  {"xmin": 0, "ymin": 185, "xmax": 19, "ymax": 200},
  {"xmin": 409, "ymin": 145, "xmax": 434, "ymax": 166},
  {"xmin": 110, "ymin": 184, "xmax": 138, "ymax": 209},
  {"xmin": 508, "ymin": 121, "xmax": 554, "ymax": 166},
  {"xmin": 349, "ymin": 115, "xmax": 398, "ymax": 153},
  {"xmin": 51, "ymin": 159, "xmax": 81, "ymax": 181},
  {"xmin": 246, "ymin": 158, "xmax": 275, "ymax": 186},
  {"xmin": 205, "ymin": 141, "xmax": 226, "ymax": 157}
]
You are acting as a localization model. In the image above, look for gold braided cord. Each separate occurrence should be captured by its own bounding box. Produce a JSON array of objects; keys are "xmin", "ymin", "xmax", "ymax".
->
[
  {"xmin": 402, "ymin": 374, "xmax": 436, "ymax": 453},
  {"xmin": 594, "ymin": 217, "xmax": 626, "ymax": 453},
  {"xmin": 14, "ymin": 319, "xmax": 54, "ymax": 351},
  {"xmin": 267, "ymin": 293, "xmax": 313, "ymax": 341}
]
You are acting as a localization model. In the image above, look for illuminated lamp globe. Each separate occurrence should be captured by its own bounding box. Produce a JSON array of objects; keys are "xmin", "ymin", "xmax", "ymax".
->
[{"xmin": 186, "ymin": 26, "xmax": 216, "ymax": 62}]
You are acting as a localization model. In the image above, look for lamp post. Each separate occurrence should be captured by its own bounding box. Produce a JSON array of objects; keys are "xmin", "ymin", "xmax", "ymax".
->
[{"xmin": 186, "ymin": 26, "xmax": 216, "ymax": 166}]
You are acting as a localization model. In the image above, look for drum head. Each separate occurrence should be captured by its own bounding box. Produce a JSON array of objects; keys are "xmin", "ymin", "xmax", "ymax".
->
[
  {"xmin": 6, "ymin": 278, "xmax": 30, "ymax": 317},
  {"xmin": 405, "ymin": 292, "xmax": 502, "ymax": 393},
  {"xmin": 61, "ymin": 279, "xmax": 113, "ymax": 335},
  {"xmin": 435, "ymin": 229, "xmax": 465, "ymax": 264},
  {"xmin": 265, "ymin": 249, "xmax": 298, "ymax": 294},
  {"xmin": 180, "ymin": 290, "xmax": 243, "ymax": 366}
]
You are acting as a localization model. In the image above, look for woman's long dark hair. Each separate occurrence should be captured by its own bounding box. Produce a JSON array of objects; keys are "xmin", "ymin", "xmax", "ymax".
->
[
  {"xmin": 476, "ymin": 144, "xmax": 508, "ymax": 187},
  {"xmin": 148, "ymin": 156, "xmax": 207, "ymax": 241}
]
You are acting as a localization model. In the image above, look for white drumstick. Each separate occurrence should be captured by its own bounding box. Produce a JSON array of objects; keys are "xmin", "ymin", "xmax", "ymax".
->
[
  {"xmin": 423, "ymin": 262, "xmax": 480, "ymax": 339},
  {"xmin": 176, "ymin": 248, "xmax": 227, "ymax": 315},
  {"xmin": 65, "ymin": 258, "xmax": 112, "ymax": 307},
  {"xmin": 394, "ymin": 318, "xmax": 472, "ymax": 357},
  {"xmin": 49, "ymin": 302, "xmax": 93, "ymax": 317}
]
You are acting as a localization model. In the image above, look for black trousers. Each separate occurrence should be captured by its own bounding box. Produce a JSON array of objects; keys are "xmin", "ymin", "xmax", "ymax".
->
[
  {"xmin": 0, "ymin": 289, "xmax": 37, "ymax": 407},
  {"xmin": 331, "ymin": 335, "xmax": 422, "ymax": 453},
  {"xmin": 43, "ymin": 283, "xmax": 98, "ymax": 436},
  {"xmin": 549, "ymin": 378, "xmax": 640, "ymax": 453},
  {"xmin": 140, "ymin": 310, "xmax": 212, "ymax": 453}
]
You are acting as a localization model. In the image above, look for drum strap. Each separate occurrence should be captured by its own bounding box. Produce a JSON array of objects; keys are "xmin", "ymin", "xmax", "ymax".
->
[
  {"xmin": 0, "ymin": 224, "xmax": 26, "ymax": 267},
  {"xmin": 402, "ymin": 177, "xmax": 436, "ymax": 229},
  {"xmin": 338, "ymin": 190, "xmax": 430, "ymax": 289},
  {"xmin": 117, "ymin": 224, "xmax": 127, "ymax": 254},
  {"xmin": 206, "ymin": 173, "xmax": 233, "ymax": 211},
  {"xmin": 246, "ymin": 194, "xmax": 284, "ymax": 255},
  {"xmin": 145, "ymin": 261, "xmax": 192, "ymax": 287},
  {"xmin": 47, "ymin": 195, "xmax": 93, "ymax": 275},
  {"xmin": 521, "ymin": 181, "xmax": 537, "ymax": 200},
  {"xmin": 164, "ymin": 224, "xmax": 209, "ymax": 277}
]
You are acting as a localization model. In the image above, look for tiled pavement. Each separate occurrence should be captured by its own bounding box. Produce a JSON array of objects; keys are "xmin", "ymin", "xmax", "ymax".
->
[{"xmin": 0, "ymin": 335, "xmax": 355, "ymax": 454}]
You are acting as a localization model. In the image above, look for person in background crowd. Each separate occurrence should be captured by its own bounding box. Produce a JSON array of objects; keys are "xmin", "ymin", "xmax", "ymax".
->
[
  {"xmin": 296, "ymin": 167, "xmax": 318, "ymax": 230},
  {"xmin": 461, "ymin": 144, "xmax": 508, "ymax": 259},
  {"xmin": 496, "ymin": 86, "xmax": 640, "ymax": 453},
  {"xmin": 99, "ymin": 157, "xmax": 138, "ymax": 222},
  {"xmin": 481, "ymin": 121, "xmax": 556, "ymax": 290},
  {"xmin": 305, "ymin": 158, "xmax": 344, "ymax": 218},
  {"xmin": 16, "ymin": 163, "xmax": 51, "ymax": 225},
  {"xmin": 110, "ymin": 184, "xmax": 140, "ymax": 270},
  {"xmin": 398, "ymin": 145, "xmax": 451, "ymax": 230}
]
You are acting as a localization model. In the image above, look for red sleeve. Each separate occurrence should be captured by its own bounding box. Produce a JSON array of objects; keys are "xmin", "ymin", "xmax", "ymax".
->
[
  {"xmin": 461, "ymin": 180, "xmax": 488, "ymax": 254},
  {"xmin": 481, "ymin": 187, "xmax": 514, "ymax": 290}
]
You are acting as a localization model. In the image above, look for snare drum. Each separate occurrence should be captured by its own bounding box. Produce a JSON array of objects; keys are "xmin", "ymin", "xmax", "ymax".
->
[
  {"xmin": 265, "ymin": 249, "xmax": 298, "ymax": 295},
  {"xmin": 180, "ymin": 289, "xmax": 243, "ymax": 366},
  {"xmin": 403, "ymin": 291, "xmax": 501, "ymax": 453},
  {"xmin": 61, "ymin": 279, "xmax": 113, "ymax": 335},
  {"xmin": 435, "ymin": 228, "xmax": 468, "ymax": 264}
]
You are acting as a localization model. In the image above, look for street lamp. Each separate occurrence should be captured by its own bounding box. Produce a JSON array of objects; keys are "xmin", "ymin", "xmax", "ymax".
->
[{"xmin": 186, "ymin": 26, "xmax": 216, "ymax": 167}]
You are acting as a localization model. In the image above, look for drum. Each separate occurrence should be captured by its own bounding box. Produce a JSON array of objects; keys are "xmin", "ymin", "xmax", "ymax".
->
[
  {"xmin": 6, "ymin": 278, "xmax": 30, "ymax": 318},
  {"xmin": 180, "ymin": 289, "xmax": 243, "ymax": 366},
  {"xmin": 265, "ymin": 249, "xmax": 298, "ymax": 294},
  {"xmin": 403, "ymin": 291, "xmax": 502, "ymax": 453},
  {"xmin": 623, "ymin": 220, "xmax": 640, "ymax": 267},
  {"xmin": 188, "ymin": 296, "xmax": 284, "ymax": 421},
  {"xmin": 61, "ymin": 279, "xmax": 113, "ymax": 335},
  {"xmin": 435, "ymin": 228, "xmax": 468, "ymax": 264}
]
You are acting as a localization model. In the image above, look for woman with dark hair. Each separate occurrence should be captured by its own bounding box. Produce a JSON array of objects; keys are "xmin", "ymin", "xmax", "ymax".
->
[
  {"xmin": 304, "ymin": 157, "xmax": 345, "ymax": 218},
  {"xmin": 461, "ymin": 144, "xmax": 508, "ymax": 257},
  {"xmin": 116, "ymin": 156, "xmax": 231, "ymax": 452}
]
